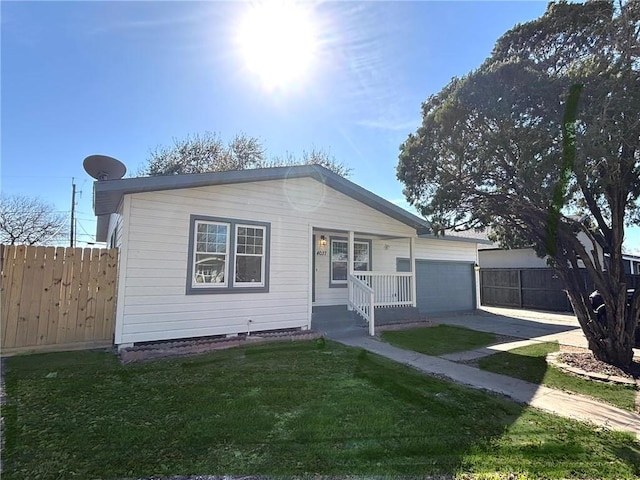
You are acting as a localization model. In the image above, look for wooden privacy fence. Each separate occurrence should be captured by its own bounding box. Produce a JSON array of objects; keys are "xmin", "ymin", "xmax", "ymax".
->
[
  {"xmin": 481, "ymin": 268, "xmax": 640, "ymax": 312},
  {"xmin": 1, "ymin": 245, "xmax": 118, "ymax": 354}
]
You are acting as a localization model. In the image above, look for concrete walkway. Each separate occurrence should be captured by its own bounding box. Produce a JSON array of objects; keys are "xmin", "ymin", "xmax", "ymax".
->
[{"xmin": 312, "ymin": 306, "xmax": 640, "ymax": 440}]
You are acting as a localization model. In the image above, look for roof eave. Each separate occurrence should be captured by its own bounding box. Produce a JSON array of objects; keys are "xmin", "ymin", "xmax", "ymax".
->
[
  {"xmin": 418, "ymin": 233, "xmax": 494, "ymax": 245},
  {"xmin": 92, "ymin": 165, "xmax": 431, "ymax": 233}
]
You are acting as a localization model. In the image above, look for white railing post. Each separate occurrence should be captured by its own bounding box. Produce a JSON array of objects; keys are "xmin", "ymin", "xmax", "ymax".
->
[
  {"xmin": 349, "ymin": 273, "xmax": 375, "ymax": 336},
  {"xmin": 353, "ymin": 272, "xmax": 412, "ymax": 308},
  {"xmin": 369, "ymin": 290, "xmax": 375, "ymax": 336},
  {"xmin": 347, "ymin": 231, "xmax": 354, "ymax": 311},
  {"xmin": 410, "ymin": 236, "xmax": 417, "ymax": 307}
]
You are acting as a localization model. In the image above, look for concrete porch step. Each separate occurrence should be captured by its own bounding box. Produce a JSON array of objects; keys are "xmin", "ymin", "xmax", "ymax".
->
[{"xmin": 368, "ymin": 306, "xmax": 421, "ymax": 326}]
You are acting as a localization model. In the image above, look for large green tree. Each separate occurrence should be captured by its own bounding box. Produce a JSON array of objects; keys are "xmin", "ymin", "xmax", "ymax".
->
[
  {"xmin": 398, "ymin": 1, "xmax": 640, "ymax": 367},
  {"xmin": 139, "ymin": 132, "xmax": 351, "ymax": 177}
]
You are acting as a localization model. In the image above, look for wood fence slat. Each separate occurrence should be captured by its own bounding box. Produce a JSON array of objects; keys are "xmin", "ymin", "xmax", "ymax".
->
[
  {"xmin": 57, "ymin": 247, "xmax": 74, "ymax": 344},
  {"xmin": 1, "ymin": 245, "xmax": 17, "ymax": 347},
  {"xmin": 74, "ymin": 248, "xmax": 92, "ymax": 342},
  {"xmin": 101, "ymin": 249, "xmax": 118, "ymax": 341},
  {"xmin": 36, "ymin": 247, "xmax": 56, "ymax": 345},
  {"xmin": 84, "ymin": 249, "xmax": 101, "ymax": 342},
  {"xmin": 14, "ymin": 246, "xmax": 34, "ymax": 348},
  {"xmin": 48, "ymin": 247, "xmax": 65, "ymax": 345},
  {"xmin": 25, "ymin": 246, "xmax": 46, "ymax": 346},
  {"xmin": 94, "ymin": 250, "xmax": 108, "ymax": 342},
  {"xmin": 64, "ymin": 248, "xmax": 83, "ymax": 344}
]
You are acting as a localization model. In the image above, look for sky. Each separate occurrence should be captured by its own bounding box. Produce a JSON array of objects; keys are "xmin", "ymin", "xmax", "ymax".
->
[{"xmin": 2, "ymin": 0, "xmax": 639, "ymax": 254}]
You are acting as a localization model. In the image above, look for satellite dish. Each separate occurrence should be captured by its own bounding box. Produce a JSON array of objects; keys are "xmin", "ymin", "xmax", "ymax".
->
[{"xmin": 83, "ymin": 155, "xmax": 127, "ymax": 181}]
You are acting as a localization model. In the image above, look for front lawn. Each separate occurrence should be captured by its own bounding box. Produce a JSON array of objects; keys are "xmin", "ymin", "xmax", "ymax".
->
[
  {"xmin": 3, "ymin": 341, "xmax": 640, "ymax": 479},
  {"xmin": 381, "ymin": 324, "xmax": 498, "ymax": 356},
  {"xmin": 478, "ymin": 342, "xmax": 638, "ymax": 411}
]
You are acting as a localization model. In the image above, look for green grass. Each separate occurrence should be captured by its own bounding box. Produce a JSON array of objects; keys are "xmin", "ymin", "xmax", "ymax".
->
[
  {"xmin": 3, "ymin": 341, "xmax": 640, "ymax": 479},
  {"xmin": 381, "ymin": 324, "xmax": 498, "ymax": 356},
  {"xmin": 479, "ymin": 342, "xmax": 638, "ymax": 411}
]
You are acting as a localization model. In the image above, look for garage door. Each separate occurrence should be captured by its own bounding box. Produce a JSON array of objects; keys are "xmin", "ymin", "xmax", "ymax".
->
[{"xmin": 397, "ymin": 259, "xmax": 476, "ymax": 314}]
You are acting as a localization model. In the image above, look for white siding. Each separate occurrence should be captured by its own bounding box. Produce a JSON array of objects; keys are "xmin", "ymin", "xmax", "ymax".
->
[
  {"xmin": 114, "ymin": 196, "xmax": 132, "ymax": 344},
  {"xmin": 116, "ymin": 176, "xmax": 480, "ymax": 344},
  {"xmin": 106, "ymin": 210, "xmax": 124, "ymax": 249},
  {"xmin": 376, "ymin": 237, "xmax": 477, "ymax": 270}
]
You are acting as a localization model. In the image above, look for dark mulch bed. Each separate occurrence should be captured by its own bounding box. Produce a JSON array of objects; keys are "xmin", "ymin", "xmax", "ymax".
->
[{"xmin": 559, "ymin": 352, "xmax": 640, "ymax": 380}]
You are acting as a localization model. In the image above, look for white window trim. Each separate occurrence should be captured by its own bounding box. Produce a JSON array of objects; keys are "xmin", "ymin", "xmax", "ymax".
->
[
  {"xmin": 330, "ymin": 238, "xmax": 349, "ymax": 285},
  {"xmin": 234, "ymin": 223, "xmax": 266, "ymax": 288},
  {"xmin": 186, "ymin": 215, "xmax": 271, "ymax": 295},
  {"xmin": 353, "ymin": 241, "xmax": 371, "ymax": 272},
  {"xmin": 192, "ymin": 220, "xmax": 230, "ymax": 289},
  {"xmin": 330, "ymin": 238, "xmax": 371, "ymax": 286}
]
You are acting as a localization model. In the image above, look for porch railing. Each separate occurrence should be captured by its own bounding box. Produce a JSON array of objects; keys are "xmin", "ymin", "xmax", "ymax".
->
[
  {"xmin": 348, "ymin": 274, "xmax": 375, "ymax": 336},
  {"xmin": 353, "ymin": 272, "xmax": 414, "ymax": 307}
]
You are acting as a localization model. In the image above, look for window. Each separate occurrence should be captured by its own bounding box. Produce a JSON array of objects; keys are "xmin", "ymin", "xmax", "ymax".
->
[
  {"xmin": 331, "ymin": 239, "xmax": 348, "ymax": 284},
  {"xmin": 330, "ymin": 238, "xmax": 371, "ymax": 286},
  {"xmin": 354, "ymin": 242, "xmax": 370, "ymax": 271},
  {"xmin": 235, "ymin": 225, "xmax": 266, "ymax": 286},
  {"xmin": 193, "ymin": 221, "xmax": 229, "ymax": 287},
  {"xmin": 187, "ymin": 215, "xmax": 270, "ymax": 294}
]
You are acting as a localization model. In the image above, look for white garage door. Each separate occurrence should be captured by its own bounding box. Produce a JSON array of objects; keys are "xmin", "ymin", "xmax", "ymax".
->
[{"xmin": 398, "ymin": 259, "xmax": 476, "ymax": 314}]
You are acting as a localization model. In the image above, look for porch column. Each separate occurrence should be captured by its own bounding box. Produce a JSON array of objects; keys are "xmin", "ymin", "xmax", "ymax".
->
[
  {"xmin": 410, "ymin": 236, "xmax": 417, "ymax": 307},
  {"xmin": 347, "ymin": 231, "xmax": 355, "ymax": 311}
]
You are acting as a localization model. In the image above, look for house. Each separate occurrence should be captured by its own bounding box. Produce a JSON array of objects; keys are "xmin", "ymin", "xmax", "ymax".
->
[
  {"xmin": 91, "ymin": 165, "xmax": 484, "ymax": 348},
  {"xmin": 475, "ymin": 226, "xmax": 640, "ymax": 312},
  {"xmin": 479, "ymin": 239, "xmax": 640, "ymax": 273}
]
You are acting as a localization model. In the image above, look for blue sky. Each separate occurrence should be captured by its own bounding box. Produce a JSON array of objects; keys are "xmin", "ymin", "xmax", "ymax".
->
[{"xmin": 2, "ymin": 1, "xmax": 639, "ymax": 253}]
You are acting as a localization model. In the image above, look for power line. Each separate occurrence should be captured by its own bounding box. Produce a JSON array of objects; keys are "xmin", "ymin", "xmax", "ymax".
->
[{"xmin": 76, "ymin": 219, "xmax": 96, "ymax": 241}]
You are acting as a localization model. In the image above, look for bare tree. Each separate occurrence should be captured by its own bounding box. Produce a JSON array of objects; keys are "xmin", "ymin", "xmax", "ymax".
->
[
  {"xmin": 266, "ymin": 147, "xmax": 352, "ymax": 177},
  {"xmin": 139, "ymin": 132, "xmax": 266, "ymax": 176},
  {"xmin": 138, "ymin": 132, "xmax": 352, "ymax": 178},
  {"xmin": 0, "ymin": 194, "xmax": 67, "ymax": 245}
]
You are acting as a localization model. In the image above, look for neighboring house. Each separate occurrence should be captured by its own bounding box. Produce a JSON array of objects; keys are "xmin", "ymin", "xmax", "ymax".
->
[
  {"xmin": 479, "ymin": 240, "xmax": 640, "ymax": 273},
  {"xmin": 475, "ymin": 227, "xmax": 640, "ymax": 312},
  {"xmin": 91, "ymin": 165, "xmax": 485, "ymax": 348},
  {"xmin": 622, "ymin": 254, "xmax": 640, "ymax": 275}
]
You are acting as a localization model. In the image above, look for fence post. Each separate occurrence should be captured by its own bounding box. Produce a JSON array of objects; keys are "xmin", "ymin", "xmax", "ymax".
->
[{"xmin": 517, "ymin": 269, "xmax": 523, "ymax": 308}]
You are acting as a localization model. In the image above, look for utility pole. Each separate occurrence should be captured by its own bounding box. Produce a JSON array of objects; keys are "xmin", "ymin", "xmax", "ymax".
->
[{"xmin": 70, "ymin": 179, "xmax": 76, "ymax": 247}]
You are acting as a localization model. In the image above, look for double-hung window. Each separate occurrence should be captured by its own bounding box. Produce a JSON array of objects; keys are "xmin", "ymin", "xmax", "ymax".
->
[
  {"xmin": 330, "ymin": 238, "xmax": 371, "ymax": 286},
  {"xmin": 193, "ymin": 221, "xmax": 229, "ymax": 287},
  {"xmin": 234, "ymin": 225, "xmax": 266, "ymax": 286},
  {"xmin": 187, "ymin": 215, "xmax": 269, "ymax": 294}
]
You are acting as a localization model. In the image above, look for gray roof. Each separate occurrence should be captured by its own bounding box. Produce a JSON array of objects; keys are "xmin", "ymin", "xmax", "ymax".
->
[
  {"xmin": 94, "ymin": 165, "xmax": 435, "ymax": 241},
  {"xmin": 442, "ymin": 228, "xmax": 494, "ymax": 246}
]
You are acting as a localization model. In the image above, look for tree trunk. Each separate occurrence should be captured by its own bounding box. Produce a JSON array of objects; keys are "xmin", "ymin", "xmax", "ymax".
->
[{"xmin": 565, "ymin": 287, "xmax": 635, "ymax": 369}]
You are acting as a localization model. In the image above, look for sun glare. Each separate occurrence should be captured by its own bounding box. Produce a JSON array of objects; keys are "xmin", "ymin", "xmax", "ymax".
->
[{"xmin": 237, "ymin": 1, "xmax": 318, "ymax": 91}]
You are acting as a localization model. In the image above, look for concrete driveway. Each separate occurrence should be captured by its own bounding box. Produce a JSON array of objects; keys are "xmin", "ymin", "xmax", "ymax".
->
[
  {"xmin": 312, "ymin": 305, "xmax": 586, "ymax": 346},
  {"xmin": 431, "ymin": 306, "xmax": 590, "ymax": 349},
  {"xmin": 314, "ymin": 305, "xmax": 640, "ymax": 356}
]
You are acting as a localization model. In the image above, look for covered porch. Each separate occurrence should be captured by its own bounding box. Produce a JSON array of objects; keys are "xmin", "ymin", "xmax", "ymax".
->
[{"xmin": 312, "ymin": 228, "xmax": 418, "ymax": 336}]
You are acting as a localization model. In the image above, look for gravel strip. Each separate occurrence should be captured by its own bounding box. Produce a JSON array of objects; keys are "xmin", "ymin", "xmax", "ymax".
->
[{"xmin": 120, "ymin": 330, "xmax": 323, "ymax": 363}]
